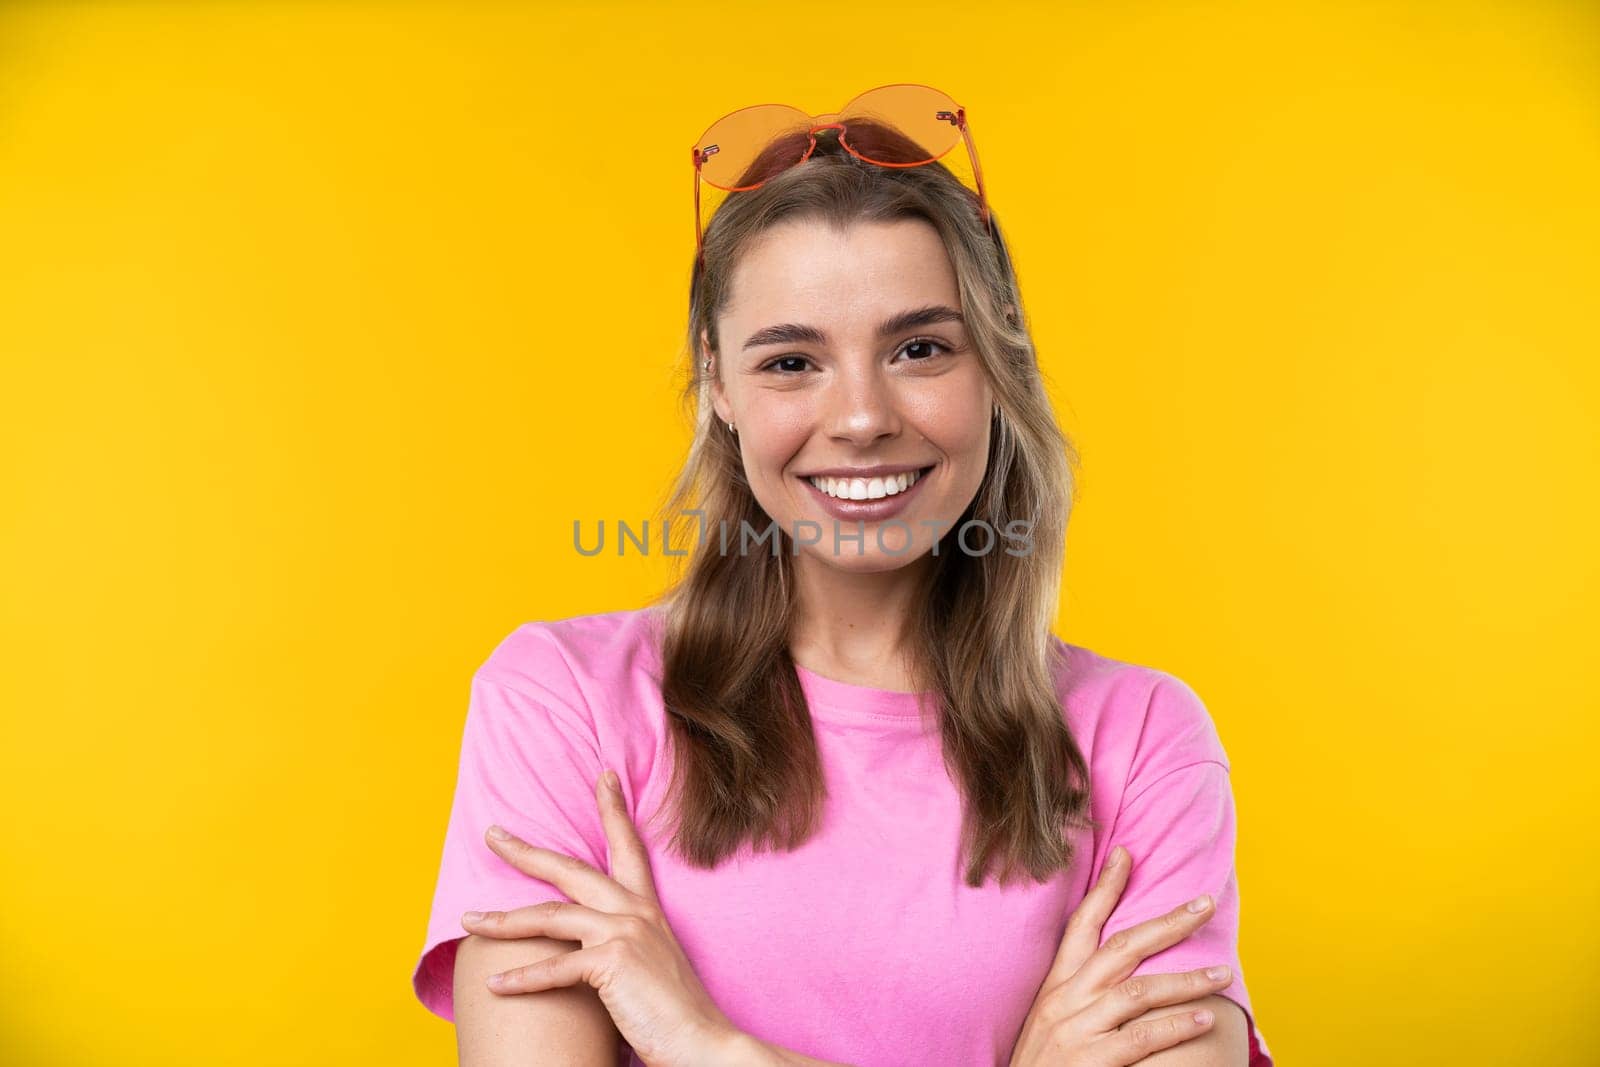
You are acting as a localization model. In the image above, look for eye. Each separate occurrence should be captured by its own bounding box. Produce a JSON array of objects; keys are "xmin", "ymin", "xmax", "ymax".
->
[
  {"xmin": 898, "ymin": 336, "xmax": 952, "ymax": 362},
  {"xmin": 759, "ymin": 355, "xmax": 815, "ymax": 374}
]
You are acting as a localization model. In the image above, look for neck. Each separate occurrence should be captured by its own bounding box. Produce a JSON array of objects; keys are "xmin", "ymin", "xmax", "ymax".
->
[{"xmin": 788, "ymin": 550, "xmax": 934, "ymax": 690}]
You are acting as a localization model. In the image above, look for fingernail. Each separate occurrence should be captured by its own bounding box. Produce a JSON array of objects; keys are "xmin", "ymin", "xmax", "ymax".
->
[
  {"xmin": 1109, "ymin": 845, "xmax": 1124, "ymax": 866},
  {"xmin": 462, "ymin": 911, "xmax": 484, "ymax": 924},
  {"xmin": 605, "ymin": 769, "xmax": 620, "ymax": 792},
  {"xmin": 1187, "ymin": 894, "xmax": 1212, "ymax": 913},
  {"xmin": 1205, "ymin": 965, "xmax": 1230, "ymax": 981},
  {"xmin": 487, "ymin": 824, "xmax": 511, "ymax": 841}
]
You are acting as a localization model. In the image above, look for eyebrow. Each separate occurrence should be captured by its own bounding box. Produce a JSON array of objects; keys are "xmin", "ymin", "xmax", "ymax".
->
[{"xmin": 740, "ymin": 304, "xmax": 966, "ymax": 352}]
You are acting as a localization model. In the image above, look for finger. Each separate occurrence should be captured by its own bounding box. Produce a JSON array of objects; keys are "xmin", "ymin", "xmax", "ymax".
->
[
  {"xmin": 460, "ymin": 899, "xmax": 616, "ymax": 944},
  {"xmin": 1049, "ymin": 845, "xmax": 1133, "ymax": 980},
  {"xmin": 1074, "ymin": 894, "xmax": 1218, "ymax": 993},
  {"xmin": 595, "ymin": 769, "xmax": 661, "ymax": 904},
  {"xmin": 486, "ymin": 941, "xmax": 618, "ymax": 995},
  {"xmin": 1079, "ymin": 965, "xmax": 1234, "ymax": 1033},
  {"xmin": 483, "ymin": 825, "xmax": 634, "ymax": 913},
  {"xmin": 1099, "ymin": 1004, "xmax": 1215, "ymax": 1064}
]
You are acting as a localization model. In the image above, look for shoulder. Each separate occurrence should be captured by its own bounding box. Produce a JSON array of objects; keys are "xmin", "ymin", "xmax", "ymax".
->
[
  {"xmin": 476, "ymin": 604, "xmax": 664, "ymax": 692},
  {"xmin": 1049, "ymin": 636, "xmax": 1230, "ymax": 780},
  {"xmin": 469, "ymin": 605, "xmax": 667, "ymax": 744}
]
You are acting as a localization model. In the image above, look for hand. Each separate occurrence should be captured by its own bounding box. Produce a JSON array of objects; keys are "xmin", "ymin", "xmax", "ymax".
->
[
  {"xmin": 1007, "ymin": 845, "xmax": 1234, "ymax": 1066},
  {"xmin": 460, "ymin": 770, "xmax": 743, "ymax": 1067}
]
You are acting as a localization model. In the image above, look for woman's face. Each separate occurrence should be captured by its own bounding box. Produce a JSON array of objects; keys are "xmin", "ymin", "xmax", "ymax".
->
[{"xmin": 709, "ymin": 217, "xmax": 994, "ymax": 573}]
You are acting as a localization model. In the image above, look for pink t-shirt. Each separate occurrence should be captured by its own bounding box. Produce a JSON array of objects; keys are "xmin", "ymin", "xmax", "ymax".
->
[{"xmin": 412, "ymin": 606, "xmax": 1273, "ymax": 1066}]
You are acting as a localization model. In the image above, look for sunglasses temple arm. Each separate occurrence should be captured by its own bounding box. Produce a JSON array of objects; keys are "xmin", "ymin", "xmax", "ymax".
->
[
  {"xmin": 959, "ymin": 120, "xmax": 992, "ymax": 230},
  {"xmin": 692, "ymin": 150, "xmax": 705, "ymax": 259}
]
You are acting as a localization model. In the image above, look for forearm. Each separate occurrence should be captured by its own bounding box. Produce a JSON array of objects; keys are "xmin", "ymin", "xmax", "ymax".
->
[{"xmin": 716, "ymin": 1029, "xmax": 856, "ymax": 1067}]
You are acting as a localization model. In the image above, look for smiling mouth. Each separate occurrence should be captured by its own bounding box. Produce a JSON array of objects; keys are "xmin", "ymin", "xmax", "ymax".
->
[{"xmin": 798, "ymin": 465, "xmax": 936, "ymax": 502}]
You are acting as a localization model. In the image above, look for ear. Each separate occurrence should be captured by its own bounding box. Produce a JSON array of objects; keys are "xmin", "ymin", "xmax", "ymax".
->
[{"xmin": 701, "ymin": 327, "xmax": 731, "ymax": 425}]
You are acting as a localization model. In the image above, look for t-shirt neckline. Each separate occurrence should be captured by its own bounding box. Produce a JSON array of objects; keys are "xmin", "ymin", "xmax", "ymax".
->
[{"xmin": 793, "ymin": 662, "xmax": 932, "ymax": 718}]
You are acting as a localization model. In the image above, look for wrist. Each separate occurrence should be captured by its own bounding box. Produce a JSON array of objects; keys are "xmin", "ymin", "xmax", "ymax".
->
[{"xmin": 709, "ymin": 1028, "xmax": 782, "ymax": 1066}]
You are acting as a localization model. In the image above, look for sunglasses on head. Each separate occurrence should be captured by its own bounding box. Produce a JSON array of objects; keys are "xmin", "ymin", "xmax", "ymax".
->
[{"xmin": 689, "ymin": 83, "xmax": 992, "ymax": 262}]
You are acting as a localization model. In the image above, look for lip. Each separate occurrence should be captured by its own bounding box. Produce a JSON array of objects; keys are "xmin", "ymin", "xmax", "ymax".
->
[
  {"xmin": 795, "ymin": 463, "xmax": 931, "ymax": 479},
  {"xmin": 797, "ymin": 464, "xmax": 935, "ymax": 523}
]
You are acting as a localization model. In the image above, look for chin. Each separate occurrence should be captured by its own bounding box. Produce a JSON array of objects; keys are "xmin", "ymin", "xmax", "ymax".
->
[{"xmin": 802, "ymin": 542, "xmax": 931, "ymax": 574}]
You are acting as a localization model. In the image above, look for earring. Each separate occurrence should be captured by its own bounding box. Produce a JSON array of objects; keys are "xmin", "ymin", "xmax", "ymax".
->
[
  {"xmin": 703, "ymin": 357, "xmax": 713, "ymax": 375},
  {"xmin": 727, "ymin": 421, "xmax": 737, "ymax": 435}
]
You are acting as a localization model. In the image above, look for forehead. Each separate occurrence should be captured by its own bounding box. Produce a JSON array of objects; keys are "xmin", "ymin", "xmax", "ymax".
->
[{"xmin": 721, "ymin": 218, "xmax": 961, "ymax": 332}]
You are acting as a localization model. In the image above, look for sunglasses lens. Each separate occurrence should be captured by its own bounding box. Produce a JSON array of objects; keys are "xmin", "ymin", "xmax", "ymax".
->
[
  {"xmin": 695, "ymin": 104, "xmax": 815, "ymax": 190},
  {"xmin": 836, "ymin": 83, "xmax": 965, "ymax": 165}
]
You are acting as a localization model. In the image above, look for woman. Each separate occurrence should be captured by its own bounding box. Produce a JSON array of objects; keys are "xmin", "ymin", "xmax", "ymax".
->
[{"xmin": 413, "ymin": 86, "xmax": 1273, "ymax": 1066}]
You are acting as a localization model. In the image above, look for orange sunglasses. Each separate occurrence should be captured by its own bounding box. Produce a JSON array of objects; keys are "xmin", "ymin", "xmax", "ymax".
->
[{"xmin": 689, "ymin": 82, "xmax": 992, "ymax": 261}]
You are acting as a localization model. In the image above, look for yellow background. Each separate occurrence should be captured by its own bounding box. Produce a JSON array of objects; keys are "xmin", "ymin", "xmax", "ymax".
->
[{"xmin": 2, "ymin": 1, "xmax": 1596, "ymax": 1063}]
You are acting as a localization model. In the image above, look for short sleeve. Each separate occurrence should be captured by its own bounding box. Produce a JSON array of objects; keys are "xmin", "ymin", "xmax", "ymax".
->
[
  {"xmin": 1097, "ymin": 678, "xmax": 1275, "ymax": 1065},
  {"xmin": 411, "ymin": 666, "xmax": 611, "ymax": 1022}
]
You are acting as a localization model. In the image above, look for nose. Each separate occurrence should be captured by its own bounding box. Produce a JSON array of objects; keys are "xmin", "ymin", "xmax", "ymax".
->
[{"xmin": 821, "ymin": 367, "xmax": 902, "ymax": 449}]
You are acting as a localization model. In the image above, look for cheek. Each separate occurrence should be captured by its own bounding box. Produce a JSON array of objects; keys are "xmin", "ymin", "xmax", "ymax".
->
[
  {"xmin": 741, "ymin": 401, "xmax": 813, "ymax": 477},
  {"xmin": 920, "ymin": 395, "xmax": 992, "ymax": 462},
  {"xmin": 754, "ymin": 402, "xmax": 816, "ymax": 445},
  {"xmin": 916, "ymin": 398, "xmax": 993, "ymax": 510}
]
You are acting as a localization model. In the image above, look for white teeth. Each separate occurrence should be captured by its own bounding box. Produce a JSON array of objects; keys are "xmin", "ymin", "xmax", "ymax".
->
[{"xmin": 806, "ymin": 468, "xmax": 923, "ymax": 501}]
